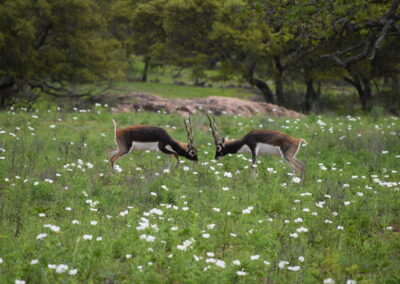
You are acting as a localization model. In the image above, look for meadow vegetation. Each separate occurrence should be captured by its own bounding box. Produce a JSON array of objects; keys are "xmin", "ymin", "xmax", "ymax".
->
[
  {"xmin": 110, "ymin": 81, "xmax": 254, "ymax": 99},
  {"xmin": 0, "ymin": 106, "xmax": 399, "ymax": 283}
]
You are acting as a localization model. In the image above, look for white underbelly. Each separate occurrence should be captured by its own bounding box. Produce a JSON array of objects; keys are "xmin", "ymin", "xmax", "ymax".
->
[
  {"xmin": 237, "ymin": 143, "xmax": 282, "ymax": 156},
  {"xmin": 130, "ymin": 141, "xmax": 160, "ymax": 152},
  {"xmin": 257, "ymin": 143, "xmax": 281, "ymax": 156},
  {"xmin": 238, "ymin": 145, "xmax": 252, "ymax": 154}
]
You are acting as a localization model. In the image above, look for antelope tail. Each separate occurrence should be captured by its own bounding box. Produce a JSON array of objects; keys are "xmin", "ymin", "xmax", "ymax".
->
[
  {"xmin": 112, "ymin": 119, "xmax": 118, "ymax": 146},
  {"xmin": 108, "ymin": 119, "xmax": 119, "ymax": 159}
]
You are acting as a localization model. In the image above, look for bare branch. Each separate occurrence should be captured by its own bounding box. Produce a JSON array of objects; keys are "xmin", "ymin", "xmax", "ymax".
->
[
  {"xmin": 369, "ymin": 19, "xmax": 394, "ymax": 59},
  {"xmin": 322, "ymin": 0, "xmax": 400, "ymax": 66}
]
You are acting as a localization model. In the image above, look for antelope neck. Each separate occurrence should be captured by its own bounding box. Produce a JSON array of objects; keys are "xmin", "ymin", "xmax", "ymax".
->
[
  {"xmin": 224, "ymin": 139, "xmax": 246, "ymax": 154},
  {"xmin": 170, "ymin": 139, "xmax": 188, "ymax": 154}
]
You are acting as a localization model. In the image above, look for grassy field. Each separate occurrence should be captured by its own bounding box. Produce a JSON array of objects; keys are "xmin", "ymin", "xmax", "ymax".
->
[
  {"xmin": 0, "ymin": 107, "xmax": 399, "ymax": 283},
  {"xmin": 110, "ymin": 81, "xmax": 254, "ymax": 99},
  {"xmin": 113, "ymin": 60, "xmax": 255, "ymax": 99}
]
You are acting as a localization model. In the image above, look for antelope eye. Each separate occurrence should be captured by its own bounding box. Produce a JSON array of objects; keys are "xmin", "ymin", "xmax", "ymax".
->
[
  {"xmin": 189, "ymin": 149, "xmax": 196, "ymax": 156},
  {"xmin": 216, "ymin": 145, "xmax": 222, "ymax": 152}
]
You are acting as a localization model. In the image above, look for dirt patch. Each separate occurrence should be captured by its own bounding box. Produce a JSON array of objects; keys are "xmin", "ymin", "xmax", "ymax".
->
[{"xmin": 107, "ymin": 93, "xmax": 305, "ymax": 118}]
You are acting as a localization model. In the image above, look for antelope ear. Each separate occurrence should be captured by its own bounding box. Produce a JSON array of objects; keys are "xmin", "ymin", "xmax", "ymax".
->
[{"xmin": 222, "ymin": 137, "xmax": 225, "ymax": 144}]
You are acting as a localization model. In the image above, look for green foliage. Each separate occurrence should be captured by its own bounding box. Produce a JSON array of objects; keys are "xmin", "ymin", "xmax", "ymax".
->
[
  {"xmin": 0, "ymin": 0, "xmax": 124, "ymax": 106},
  {"xmin": 108, "ymin": 81, "xmax": 254, "ymax": 99},
  {"xmin": 0, "ymin": 108, "xmax": 399, "ymax": 282},
  {"xmin": 1, "ymin": 0, "xmax": 400, "ymax": 111}
]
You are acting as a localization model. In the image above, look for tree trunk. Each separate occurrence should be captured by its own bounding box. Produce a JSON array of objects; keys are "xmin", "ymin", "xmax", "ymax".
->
[
  {"xmin": 352, "ymin": 80, "xmax": 369, "ymax": 111},
  {"xmin": 304, "ymin": 78, "xmax": 317, "ymax": 112},
  {"xmin": 142, "ymin": 58, "xmax": 150, "ymax": 82},
  {"xmin": 316, "ymin": 81, "xmax": 321, "ymax": 99},
  {"xmin": 0, "ymin": 80, "xmax": 16, "ymax": 109},
  {"xmin": 252, "ymin": 78, "xmax": 275, "ymax": 103},
  {"xmin": 275, "ymin": 76, "xmax": 285, "ymax": 105},
  {"xmin": 273, "ymin": 56, "xmax": 285, "ymax": 105},
  {"xmin": 362, "ymin": 78, "xmax": 372, "ymax": 109},
  {"xmin": 245, "ymin": 63, "xmax": 275, "ymax": 103},
  {"xmin": 344, "ymin": 69, "xmax": 372, "ymax": 111}
]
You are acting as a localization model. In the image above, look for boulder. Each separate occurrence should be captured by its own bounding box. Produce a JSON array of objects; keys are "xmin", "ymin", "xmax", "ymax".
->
[{"xmin": 109, "ymin": 93, "xmax": 305, "ymax": 118}]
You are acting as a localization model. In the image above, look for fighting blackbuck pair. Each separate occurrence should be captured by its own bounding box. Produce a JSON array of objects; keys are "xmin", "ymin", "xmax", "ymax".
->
[{"xmin": 109, "ymin": 114, "xmax": 306, "ymax": 180}]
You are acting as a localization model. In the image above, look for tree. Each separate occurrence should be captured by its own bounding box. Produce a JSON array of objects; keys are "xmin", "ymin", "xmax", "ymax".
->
[
  {"xmin": 110, "ymin": 0, "xmax": 168, "ymax": 82},
  {"xmin": 316, "ymin": 0, "xmax": 400, "ymax": 110},
  {"xmin": 0, "ymin": 0, "xmax": 123, "ymax": 108}
]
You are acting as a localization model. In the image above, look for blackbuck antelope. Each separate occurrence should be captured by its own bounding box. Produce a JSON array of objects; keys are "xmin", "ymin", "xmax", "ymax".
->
[
  {"xmin": 207, "ymin": 114, "xmax": 306, "ymax": 179},
  {"xmin": 109, "ymin": 118, "xmax": 197, "ymax": 173}
]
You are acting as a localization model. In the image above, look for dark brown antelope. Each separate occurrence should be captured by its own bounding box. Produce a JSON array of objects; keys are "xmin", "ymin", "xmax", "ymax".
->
[
  {"xmin": 109, "ymin": 118, "xmax": 197, "ymax": 173},
  {"xmin": 207, "ymin": 114, "xmax": 306, "ymax": 179}
]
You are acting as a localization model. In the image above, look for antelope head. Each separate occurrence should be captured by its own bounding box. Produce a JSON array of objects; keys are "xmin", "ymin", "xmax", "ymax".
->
[{"xmin": 184, "ymin": 116, "xmax": 198, "ymax": 161}]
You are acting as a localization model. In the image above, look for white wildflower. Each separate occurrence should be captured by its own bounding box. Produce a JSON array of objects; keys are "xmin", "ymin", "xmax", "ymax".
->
[
  {"xmin": 68, "ymin": 268, "xmax": 78, "ymax": 275},
  {"xmin": 242, "ymin": 206, "xmax": 253, "ymax": 214},
  {"xmin": 278, "ymin": 261, "xmax": 289, "ymax": 269},
  {"xmin": 232, "ymin": 260, "xmax": 241, "ymax": 266},
  {"xmin": 287, "ymin": 266, "xmax": 301, "ymax": 271},
  {"xmin": 56, "ymin": 264, "xmax": 69, "ymax": 274},
  {"xmin": 149, "ymin": 208, "xmax": 163, "ymax": 215},
  {"xmin": 215, "ymin": 260, "xmax": 226, "ymax": 268},
  {"xmin": 36, "ymin": 233, "xmax": 48, "ymax": 240},
  {"xmin": 296, "ymin": 227, "xmax": 308, "ymax": 233},
  {"xmin": 207, "ymin": 224, "xmax": 216, "ymax": 229},
  {"xmin": 292, "ymin": 177, "xmax": 301, "ymax": 183}
]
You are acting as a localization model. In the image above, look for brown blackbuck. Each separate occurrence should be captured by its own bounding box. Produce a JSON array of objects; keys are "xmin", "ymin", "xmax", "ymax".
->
[
  {"xmin": 207, "ymin": 114, "xmax": 306, "ymax": 179},
  {"xmin": 109, "ymin": 117, "xmax": 197, "ymax": 173}
]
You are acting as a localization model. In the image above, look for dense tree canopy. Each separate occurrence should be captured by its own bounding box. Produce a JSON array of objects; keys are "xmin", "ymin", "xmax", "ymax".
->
[
  {"xmin": 1, "ymin": 0, "xmax": 399, "ymax": 112},
  {"xmin": 0, "ymin": 0, "xmax": 122, "ymax": 107}
]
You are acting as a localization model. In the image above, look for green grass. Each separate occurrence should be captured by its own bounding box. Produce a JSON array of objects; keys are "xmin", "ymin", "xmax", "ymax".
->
[
  {"xmin": 110, "ymin": 81, "xmax": 254, "ymax": 99},
  {"xmin": 0, "ymin": 108, "xmax": 399, "ymax": 283},
  {"xmin": 116, "ymin": 58, "xmax": 254, "ymax": 99}
]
